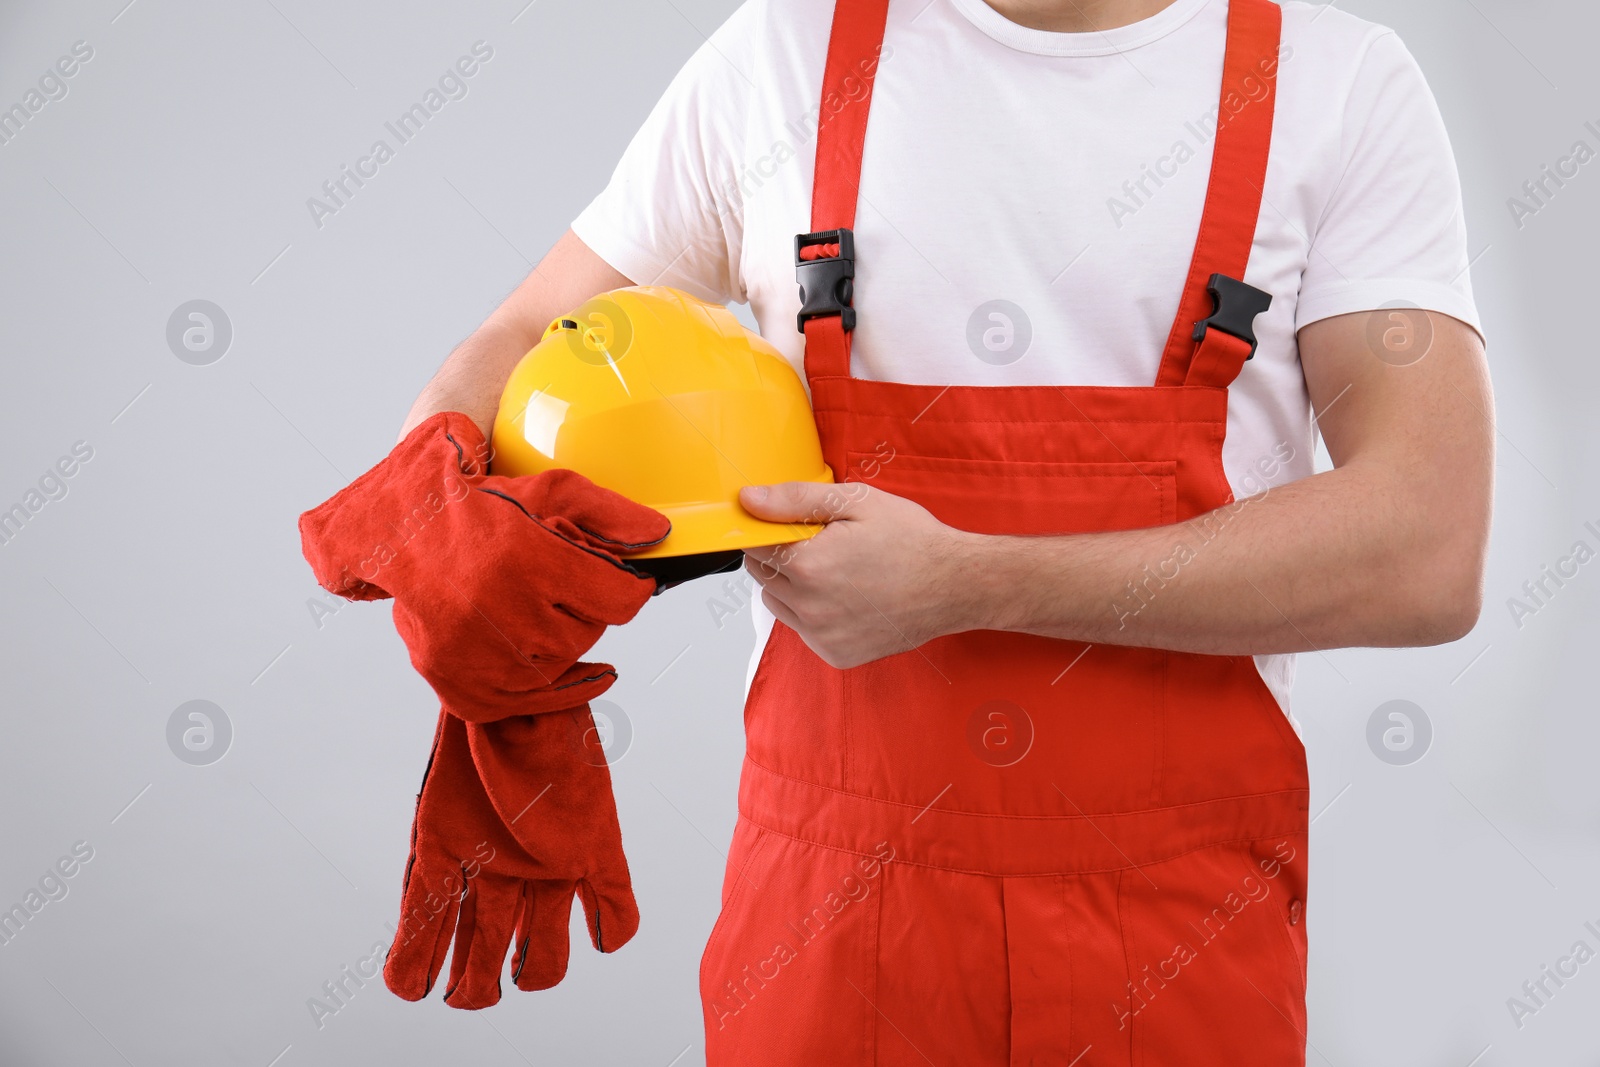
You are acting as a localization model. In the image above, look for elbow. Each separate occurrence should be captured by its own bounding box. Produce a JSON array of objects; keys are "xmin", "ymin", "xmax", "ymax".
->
[
  {"xmin": 1416, "ymin": 582, "xmax": 1483, "ymax": 645},
  {"xmin": 1375, "ymin": 481, "xmax": 1492, "ymax": 647},
  {"xmin": 1404, "ymin": 549, "xmax": 1487, "ymax": 647}
]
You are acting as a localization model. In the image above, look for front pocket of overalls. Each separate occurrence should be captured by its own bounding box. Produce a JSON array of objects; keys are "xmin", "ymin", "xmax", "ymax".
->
[
  {"xmin": 1117, "ymin": 842, "xmax": 1309, "ymax": 1067},
  {"xmin": 701, "ymin": 823, "xmax": 769, "ymax": 971},
  {"xmin": 841, "ymin": 452, "xmax": 1179, "ymax": 811},
  {"xmin": 700, "ymin": 830, "xmax": 884, "ymax": 1065}
]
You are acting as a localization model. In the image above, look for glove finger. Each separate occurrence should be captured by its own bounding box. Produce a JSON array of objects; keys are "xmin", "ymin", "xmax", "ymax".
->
[
  {"xmin": 447, "ymin": 661, "xmax": 620, "ymax": 724},
  {"xmin": 395, "ymin": 593, "xmax": 620, "ymax": 724},
  {"xmin": 478, "ymin": 491, "xmax": 660, "ymax": 618},
  {"xmin": 384, "ymin": 856, "xmax": 465, "ymax": 1002},
  {"xmin": 576, "ymin": 867, "xmax": 640, "ymax": 954},
  {"xmin": 538, "ymin": 545, "xmax": 660, "ymax": 627},
  {"xmin": 512, "ymin": 880, "xmax": 576, "ymax": 992},
  {"xmin": 522, "ymin": 661, "xmax": 619, "ymax": 714},
  {"xmin": 442, "ymin": 873, "xmax": 521, "ymax": 1010},
  {"xmin": 485, "ymin": 468, "xmax": 670, "ymax": 556},
  {"xmin": 572, "ymin": 750, "xmax": 639, "ymax": 954}
]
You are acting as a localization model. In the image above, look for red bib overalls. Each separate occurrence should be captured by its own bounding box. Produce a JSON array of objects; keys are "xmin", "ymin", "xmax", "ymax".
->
[{"xmin": 700, "ymin": 2, "xmax": 1310, "ymax": 1063}]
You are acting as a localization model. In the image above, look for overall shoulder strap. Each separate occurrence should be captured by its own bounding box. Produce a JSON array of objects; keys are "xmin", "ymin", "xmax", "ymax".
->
[
  {"xmin": 802, "ymin": 0, "xmax": 1281, "ymax": 389},
  {"xmin": 800, "ymin": 0, "xmax": 892, "ymax": 383},
  {"xmin": 1154, "ymin": 0, "xmax": 1282, "ymax": 390}
]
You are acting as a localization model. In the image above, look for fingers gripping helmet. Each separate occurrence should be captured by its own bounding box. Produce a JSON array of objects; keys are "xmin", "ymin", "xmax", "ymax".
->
[{"xmin": 491, "ymin": 287, "xmax": 834, "ymax": 584}]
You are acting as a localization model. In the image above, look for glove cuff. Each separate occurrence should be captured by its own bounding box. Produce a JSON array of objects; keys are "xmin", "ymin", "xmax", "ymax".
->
[{"xmin": 298, "ymin": 412, "xmax": 490, "ymax": 599}]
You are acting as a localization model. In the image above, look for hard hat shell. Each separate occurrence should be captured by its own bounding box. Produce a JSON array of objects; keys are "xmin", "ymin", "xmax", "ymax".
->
[{"xmin": 491, "ymin": 286, "xmax": 833, "ymax": 560}]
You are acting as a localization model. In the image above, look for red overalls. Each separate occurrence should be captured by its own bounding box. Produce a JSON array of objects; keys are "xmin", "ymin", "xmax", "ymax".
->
[{"xmin": 700, "ymin": 1, "xmax": 1310, "ymax": 1063}]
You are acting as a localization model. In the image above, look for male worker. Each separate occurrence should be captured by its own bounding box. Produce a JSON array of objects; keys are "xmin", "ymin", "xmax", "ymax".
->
[{"xmin": 335, "ymin": 0, "xmax": 1493, "ymax": 1061}]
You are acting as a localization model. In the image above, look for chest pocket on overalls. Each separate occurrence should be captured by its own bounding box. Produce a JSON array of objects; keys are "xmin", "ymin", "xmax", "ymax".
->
[{"xmin": 845, "ymin": 452, "xmax": 1178, "ymax": 534}]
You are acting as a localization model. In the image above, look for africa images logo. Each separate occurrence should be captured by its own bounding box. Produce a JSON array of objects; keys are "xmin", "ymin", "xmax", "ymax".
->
[{"xmin": 305, "ymin": 41, "xmax": 494, "ymax": 229}]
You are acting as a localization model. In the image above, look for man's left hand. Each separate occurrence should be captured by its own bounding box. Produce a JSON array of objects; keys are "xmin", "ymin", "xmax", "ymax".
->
[{"xmin": 739, "ymin": 481, "xmax": 976, "ymax": 669}]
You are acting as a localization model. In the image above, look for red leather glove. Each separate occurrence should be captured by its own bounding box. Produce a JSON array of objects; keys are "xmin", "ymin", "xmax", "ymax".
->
[
  {"xmin": 384, "ymin": 703, "xmax": 636, "ymax": 1009},
  {"xmin": 297, "ymin": 412, "xmax": 671, "ymax": 1007},
  {"xmin": 298, "ymin": 412, "xmax": 668, "ymax": 704}
]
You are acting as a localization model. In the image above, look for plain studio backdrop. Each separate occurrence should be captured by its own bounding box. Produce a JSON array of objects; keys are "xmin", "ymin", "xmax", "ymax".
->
[{"xmin": 0, "ymin": 1, "xmax": 1596, "ymax": 1064}]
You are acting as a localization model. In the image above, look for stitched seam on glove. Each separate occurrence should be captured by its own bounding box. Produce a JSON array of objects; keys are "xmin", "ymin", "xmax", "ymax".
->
[
  {"xmin": 550, "ymin": 667, "xmax": 616, "ymax": 692},
  {"xmin": 442, "ymin": 430, "xmax": 489, "ymax": 477}
]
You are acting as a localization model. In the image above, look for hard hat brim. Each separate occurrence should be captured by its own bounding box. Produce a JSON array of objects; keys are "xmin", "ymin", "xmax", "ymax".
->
[{"xmin": 620, "ymin": 476, "xmax": 833, "ymax": 560}]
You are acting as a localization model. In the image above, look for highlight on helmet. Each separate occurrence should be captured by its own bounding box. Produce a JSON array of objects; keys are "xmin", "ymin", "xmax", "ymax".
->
[{"xmin": 491, "ymin": 286, "xmax": 834, "ymax": 581}]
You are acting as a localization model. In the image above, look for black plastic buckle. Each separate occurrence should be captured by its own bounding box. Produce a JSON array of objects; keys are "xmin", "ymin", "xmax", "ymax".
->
[
  {"xmin": 1192, "ymin": 273, "xmax": 1272, "ymax": 360},
  {"xmin": 795, "ymin": 228, "xmax": 856, "ymax": 333}
]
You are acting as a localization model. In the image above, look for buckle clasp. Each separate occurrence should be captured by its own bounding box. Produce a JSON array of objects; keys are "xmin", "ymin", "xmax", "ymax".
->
[
  {"xmin": 1192, "ymin": 273, "xmax": 1272, "ymax": 360},
  {"xmin": 795, "ymin": 228, "xmax": 856, "ymax": 333}
]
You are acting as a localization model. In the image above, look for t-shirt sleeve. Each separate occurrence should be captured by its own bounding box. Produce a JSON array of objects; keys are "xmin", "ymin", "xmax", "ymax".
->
[
  {"xmin": 1295, "ymin": 30, "xmax": 1482, "ymax": 339},
  {"xmin": 570, "ymin": 2, "xmax": 758, "ymax": 305}
]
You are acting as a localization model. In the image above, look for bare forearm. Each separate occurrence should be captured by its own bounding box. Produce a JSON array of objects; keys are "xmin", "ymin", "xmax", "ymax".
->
[
  {"xmin": 398, "ymin": 229, "xmax": 632, "ymax": 441},
  {"xmin": 938, "ymin": 312, "xmax": 1497, "ymax": 657},
  {"xmin": 400, "ymin": 320, "xmax": 536, "ymax": 440},
  {"xmin": 955, "ymin": 462, "xmax": 1486, "ymax": 655}
]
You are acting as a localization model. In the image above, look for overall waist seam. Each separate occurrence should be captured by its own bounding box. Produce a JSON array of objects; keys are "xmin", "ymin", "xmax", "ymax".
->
[
  {"xmin": 735, "ymin": 809, "xmax": 1308, "ymax": 878},
  {"xmin": 742, "ymin": 755, "xmax": 1307, "ymax": 824}
]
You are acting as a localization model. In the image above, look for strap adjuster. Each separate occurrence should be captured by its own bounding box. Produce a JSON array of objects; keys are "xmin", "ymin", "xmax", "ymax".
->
[
  {"xmin": 795, "ymin": 228, "xmax": 856, "ymax": 333},
  {"xmin": 1192, "ymin": 273, "xmax": 1272, "ymax": 360}
]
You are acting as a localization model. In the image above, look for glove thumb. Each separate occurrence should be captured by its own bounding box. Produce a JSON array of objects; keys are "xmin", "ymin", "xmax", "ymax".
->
[{"xmin": 576, "ymin": 868, "xmax": 640, "ymax": 954}]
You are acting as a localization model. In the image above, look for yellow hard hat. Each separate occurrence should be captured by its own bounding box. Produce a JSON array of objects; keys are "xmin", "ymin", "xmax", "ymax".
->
[{"xmin": 491, "ymin": 286, "xmax": 833, "ymax": 577}]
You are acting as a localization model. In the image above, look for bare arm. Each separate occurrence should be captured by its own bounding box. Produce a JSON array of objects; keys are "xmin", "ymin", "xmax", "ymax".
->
[
  {"xmin": 743, "ymin": 310, "xmax": 1495, "ymax": 667},
  {"xmin": 399, "ymin": 230, "xmax": 632, "ymax": 440},
  {"xmin": 966, "ymin": 310, "xmax": 1494, "ymax": 652}
]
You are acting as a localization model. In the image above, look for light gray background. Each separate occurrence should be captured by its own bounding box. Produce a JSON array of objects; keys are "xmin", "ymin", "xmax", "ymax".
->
[{"xmin": 0, "ymin": 0, "xmax": 1596, "ymax": 1064}]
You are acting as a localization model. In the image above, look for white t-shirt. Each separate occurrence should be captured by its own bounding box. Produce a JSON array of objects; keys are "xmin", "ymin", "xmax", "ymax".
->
[{"xmin": 572, "ymin": 0, "xmax": 1482, "ymax": 717}]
